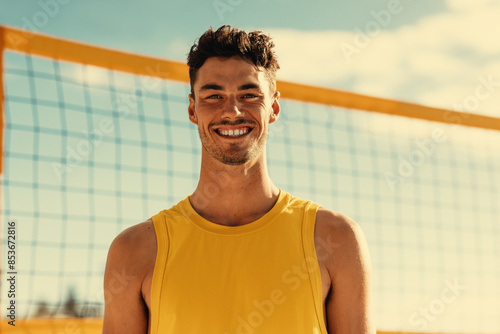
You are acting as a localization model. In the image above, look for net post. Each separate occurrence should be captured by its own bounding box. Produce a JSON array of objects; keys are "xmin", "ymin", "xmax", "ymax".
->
[
  {"xmin": 0, "ymin": 25, "xmax": 4, "ymax": 310},
  {"xmin": 0, "ymin": 26, "xmax": 4, "ymax": 176}
]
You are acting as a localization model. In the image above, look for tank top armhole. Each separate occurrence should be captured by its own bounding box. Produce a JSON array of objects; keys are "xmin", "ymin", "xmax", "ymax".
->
[
  {"xmin": 150, "ymin": 211, "xmax": 170, "ymax": 334},
  {"xmin": 302, "ymin": 201, "xmax": 329, "ymax": 334}
]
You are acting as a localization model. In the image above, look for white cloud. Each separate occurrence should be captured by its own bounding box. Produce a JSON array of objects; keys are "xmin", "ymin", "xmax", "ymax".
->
[
  {"xmin": 269, "ymin": 29, "xmax": 355, "ymax": 86},
  {"xmin": 71, "ymin": 65, "xmax": 109, "ymax": 87},
  {"xmin": 266, "ymin": 1, "xmax": 500, "ymax": 117},
  {"xmin": 444, "ymin": 0, "xmax": 496, "ymax": 11}
]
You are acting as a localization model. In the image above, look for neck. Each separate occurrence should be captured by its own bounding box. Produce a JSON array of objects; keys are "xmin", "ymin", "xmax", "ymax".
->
[{"xmin": 189, "ymin": 152, "xmax": 280, "ymax": 226}]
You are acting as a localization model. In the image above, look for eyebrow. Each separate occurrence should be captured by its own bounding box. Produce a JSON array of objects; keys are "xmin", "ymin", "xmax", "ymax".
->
[
  {"xmin": 200, "ymin": 83, "xmax": 223, "ymax": 91},
  {"xmin": 198, "ymin": 83, "xmax": 262, "ymax": 92},
  {"xmin": 238, "ymin": 83, "xmax": 261, "ymax": 91}
]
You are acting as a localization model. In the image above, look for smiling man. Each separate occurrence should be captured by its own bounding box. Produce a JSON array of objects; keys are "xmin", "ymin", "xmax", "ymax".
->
[{"xmin": 102, "ymin": 25, "xmax": 375, "ymax": 334}]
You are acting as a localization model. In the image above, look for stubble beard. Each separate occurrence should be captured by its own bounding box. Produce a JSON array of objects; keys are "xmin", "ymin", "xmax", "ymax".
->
[{"xmin": 198, "ymin": 127, "xmax": 268, "ymax": 166}]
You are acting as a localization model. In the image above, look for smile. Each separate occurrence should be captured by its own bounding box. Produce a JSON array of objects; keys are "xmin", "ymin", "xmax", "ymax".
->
[{"xmin": 215, "ymin": 127, "xmax": 252, "ymax": 138}]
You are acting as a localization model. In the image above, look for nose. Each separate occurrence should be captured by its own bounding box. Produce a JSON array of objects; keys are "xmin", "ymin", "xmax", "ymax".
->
[{"xmin": 221, "ymin": 95, "xmax": 244, "ymax": 119}]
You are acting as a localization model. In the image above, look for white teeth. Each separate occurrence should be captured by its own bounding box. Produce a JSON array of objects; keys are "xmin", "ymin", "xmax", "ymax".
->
[{"xmin": 218, "ymin": 128, "xmax": 249, "ymax": 137}]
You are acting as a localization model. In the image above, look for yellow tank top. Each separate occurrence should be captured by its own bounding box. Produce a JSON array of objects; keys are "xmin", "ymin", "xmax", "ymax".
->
[{"xmin": 150, "ymin": 189, "xmax": 327, "ymax": 334}]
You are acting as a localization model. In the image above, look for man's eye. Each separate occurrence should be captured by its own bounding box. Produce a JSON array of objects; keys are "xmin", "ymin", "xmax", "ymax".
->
[
  {"xmin": 242, "ymin": 94, "xmax": 257, "ymax": 98},
  {"xmin": 206, "ymin": 95, "xmax": 222, "ymax": 99}
]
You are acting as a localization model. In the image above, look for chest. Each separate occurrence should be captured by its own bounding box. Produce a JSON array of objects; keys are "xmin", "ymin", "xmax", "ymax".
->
[
  {"xmin": 141, "ymin": 222, "xmax": 332, "ymax": 326},
  {"xmin": 141, "ymin": 218, "xmax": 332, "ymax": 330}
]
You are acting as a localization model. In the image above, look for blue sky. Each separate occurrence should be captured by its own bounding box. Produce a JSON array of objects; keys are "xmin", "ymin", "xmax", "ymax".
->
[
  {"xmin": 2, "ymin": 0, "xmax": 446, "ymax": 50},
  {"xmin": 1, "ymin": 0, "xmax": 499, "ymax": 117}
]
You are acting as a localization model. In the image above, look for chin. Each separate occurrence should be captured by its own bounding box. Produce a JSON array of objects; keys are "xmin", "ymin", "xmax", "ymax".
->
[
  {"xmin": 220, "ymin": 159, "xmax": 248, "ymax": 166},
  {"xmin": 217, "ymin": 152, "xmax": 251, "ymax": 165}
]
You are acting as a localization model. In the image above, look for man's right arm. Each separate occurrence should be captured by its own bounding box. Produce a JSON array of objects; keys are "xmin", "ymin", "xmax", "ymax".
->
[{"xmin": 102, "ymin": 222, "xmax": 154, "ymax": 333}]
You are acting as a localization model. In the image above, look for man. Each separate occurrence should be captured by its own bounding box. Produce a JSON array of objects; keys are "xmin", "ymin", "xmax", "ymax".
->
[{"xmin": 102, "ymin": 25, "xmax": 375, "ymax": 334}]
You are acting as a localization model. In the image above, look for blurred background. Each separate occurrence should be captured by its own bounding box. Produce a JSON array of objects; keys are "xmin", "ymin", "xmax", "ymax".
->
[{"xmin": 0, "ymin": 0, "xmax": 499, "ymax": 333}]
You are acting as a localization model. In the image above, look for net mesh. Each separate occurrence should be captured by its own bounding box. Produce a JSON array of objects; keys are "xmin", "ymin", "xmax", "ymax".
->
[{"xmin": 1, "ymin": 50, "xmax": 500, "ymax": 333}]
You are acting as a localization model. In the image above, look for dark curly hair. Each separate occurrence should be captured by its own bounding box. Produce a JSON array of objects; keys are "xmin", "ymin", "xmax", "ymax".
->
[{"xmin": 187, "ymin": 25, "xmax": 280, "ymax": 96}]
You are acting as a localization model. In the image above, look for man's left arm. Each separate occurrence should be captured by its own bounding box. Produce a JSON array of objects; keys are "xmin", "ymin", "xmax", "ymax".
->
[{"xmin": 318, "ymin": 208, "xmax": 376, "ymax": 334}]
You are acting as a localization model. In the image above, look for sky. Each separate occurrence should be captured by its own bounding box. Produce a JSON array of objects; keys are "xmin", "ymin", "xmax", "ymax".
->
[{"xmin": 1, "ymin": 0, "xmax": 499, "ymax": 117}]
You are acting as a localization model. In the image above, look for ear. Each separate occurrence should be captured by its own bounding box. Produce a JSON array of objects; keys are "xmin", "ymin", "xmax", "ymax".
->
[
  {"xmin": 188, "ymin": 94, "xmax": 198, "ymax": 125},
  {"xmin": 269, "ymin": 91, "xmax": 281, "ymax": 124}
]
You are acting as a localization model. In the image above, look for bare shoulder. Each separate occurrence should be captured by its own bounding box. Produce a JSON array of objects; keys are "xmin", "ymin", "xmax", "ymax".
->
[
  {"xmin": 106, "ymin": 218, "xmax": 157, "ymax": 280},
  {"xmin": 111, "ymin": 218, "xmax": 156, "ymax": 249},
  {"xmin": 315, "ymin": 207, "xmax": 371, "ymax": 277},
  {"xmin": 315, "ymin": 207, "xmax": 366, "ymax": 241}
]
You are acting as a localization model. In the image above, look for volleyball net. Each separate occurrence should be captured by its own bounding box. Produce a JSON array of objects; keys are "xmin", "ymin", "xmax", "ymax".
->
[{"xmin": 1, "ymin": 26, "xmax": 499, "ymax": 333}]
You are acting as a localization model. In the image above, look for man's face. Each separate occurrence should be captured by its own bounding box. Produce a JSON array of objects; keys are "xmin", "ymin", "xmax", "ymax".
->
[{"xmin": 188, "ymin": 56, "xmax": 280, "ymax": 166}]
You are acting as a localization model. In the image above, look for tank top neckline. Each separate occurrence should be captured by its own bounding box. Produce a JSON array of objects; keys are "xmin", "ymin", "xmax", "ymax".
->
[{"xmin": 180, "ymin": 189, "xmax": 289, "ymax": 235}]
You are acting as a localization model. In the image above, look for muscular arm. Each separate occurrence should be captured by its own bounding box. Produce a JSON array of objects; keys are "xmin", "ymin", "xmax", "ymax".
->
[
  {"xmin": 318, "ymin": 208, "xmax": 376, "ymax": 334},
  {"xmin": 102, "ymin": 220, "xmax": 156, "ymax": 334}
]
